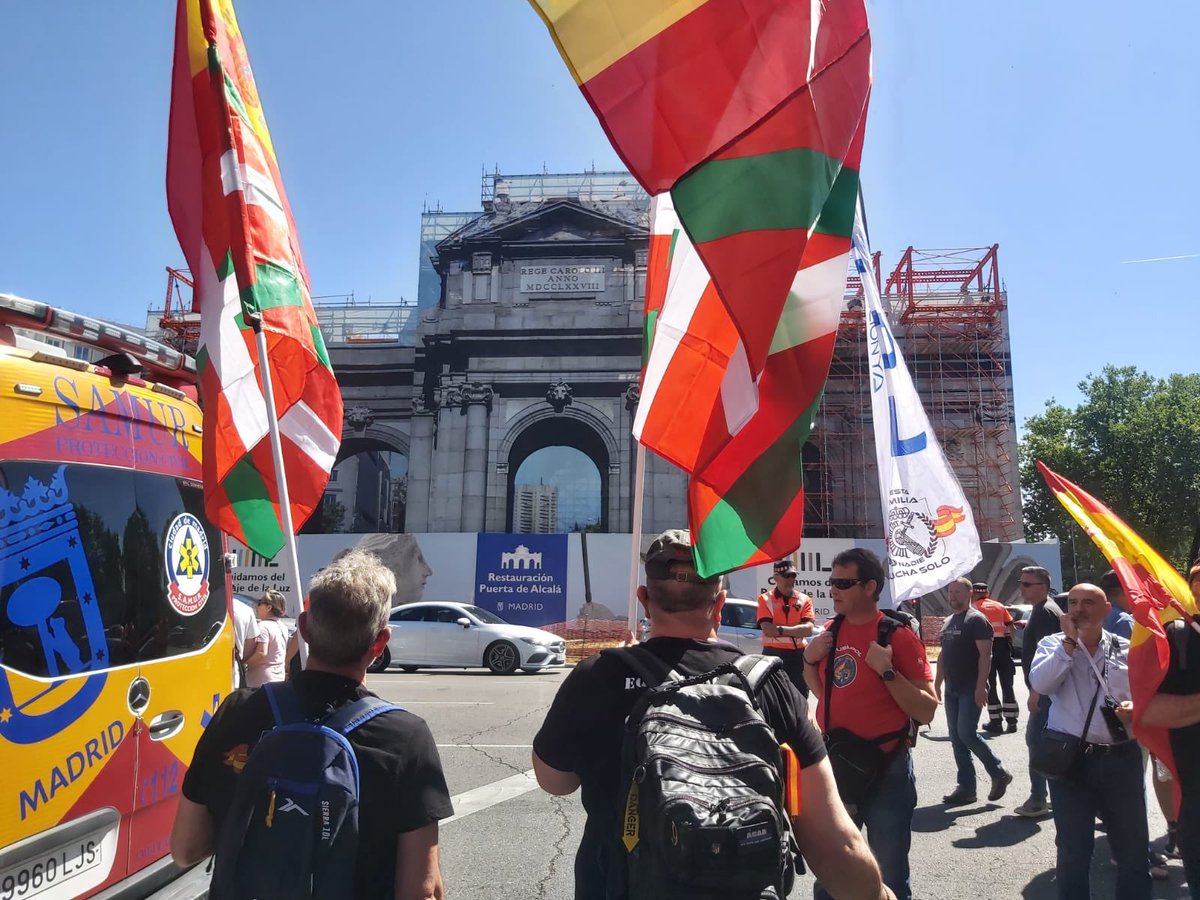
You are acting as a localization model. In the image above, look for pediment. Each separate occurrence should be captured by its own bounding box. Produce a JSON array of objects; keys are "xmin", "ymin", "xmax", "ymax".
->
[{"xmin": 440, "ymin": 199, "xmax": 647, "ymax": 250}]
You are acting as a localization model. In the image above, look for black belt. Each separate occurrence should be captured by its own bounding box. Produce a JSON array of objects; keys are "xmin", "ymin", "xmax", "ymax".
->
[{"xmin": 1082, "ymin": 740, "xmax": 1137, "ymax": 756}]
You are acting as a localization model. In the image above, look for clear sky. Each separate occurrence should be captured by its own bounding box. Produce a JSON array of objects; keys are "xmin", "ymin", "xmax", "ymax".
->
[{"xmin": 1, "ymin": 1, "xmax": 1196, "ymax": 429}]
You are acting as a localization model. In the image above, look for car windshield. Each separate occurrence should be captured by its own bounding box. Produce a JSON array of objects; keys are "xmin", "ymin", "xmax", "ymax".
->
[{"xmin": 461, "ymin": 605, "xmax": 507, "ymax": 625}]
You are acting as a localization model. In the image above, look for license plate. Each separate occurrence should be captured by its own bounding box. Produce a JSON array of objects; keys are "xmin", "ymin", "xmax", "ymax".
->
[{"xmin": 0, "ymin": 839, "xmax": 104, "ymax": 900}]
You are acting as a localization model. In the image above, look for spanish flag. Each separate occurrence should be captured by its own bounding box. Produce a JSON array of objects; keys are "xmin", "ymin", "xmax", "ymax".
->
[{"xmin": 1038, "ymin": 460, "xmax": 1197, "ymax": 787}]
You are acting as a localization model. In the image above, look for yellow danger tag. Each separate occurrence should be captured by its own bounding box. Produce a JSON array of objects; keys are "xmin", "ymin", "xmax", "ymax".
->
[{"xmin": 622, "ymin": 781, "xmax": 639, "ymax": 852}]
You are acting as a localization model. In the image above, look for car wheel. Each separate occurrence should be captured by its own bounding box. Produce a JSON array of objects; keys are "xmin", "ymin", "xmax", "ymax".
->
[
  {"xmin": 367, "ymin": 647, "xmax": 391, "ymax": 673},
  {"xmin": 400, "ymin": 665, "xmax": 420, "ymax": 673},
  {"xmin": 484, "ymin": 640, "xmax": 520, "ymax": 675}
]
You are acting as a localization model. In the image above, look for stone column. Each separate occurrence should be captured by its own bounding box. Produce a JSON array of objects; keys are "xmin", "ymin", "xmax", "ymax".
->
[
  {"xmin": 429, "ymin": 384, "xmax": 467, "ymax": 531},
  {"xmin": 461, "ymin": 383, "xmax": 494, "ymax": 532},
  {"xmin": 405, "ymin": 394, "xmax": 436, "ymax": 531}
]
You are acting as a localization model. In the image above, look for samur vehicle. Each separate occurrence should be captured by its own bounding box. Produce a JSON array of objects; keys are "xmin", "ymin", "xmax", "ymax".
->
[
  {"xmin": 373, "ymin": 601, "xmax": 566, "ymax": 675},
  {"xmin": 0, "ymin": 296, "xmax": 233, "ymax": 899}
]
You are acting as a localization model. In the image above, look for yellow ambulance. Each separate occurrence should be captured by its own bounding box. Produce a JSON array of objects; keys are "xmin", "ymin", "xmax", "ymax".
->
[{"xmin": 0, "ymin": 294, "xmax": 232, "ymax": 898}]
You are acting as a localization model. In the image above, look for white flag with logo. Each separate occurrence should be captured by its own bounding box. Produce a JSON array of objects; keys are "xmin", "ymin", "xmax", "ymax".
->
[{"xmin": 855, "ymin": 201, "xmax": 982, "ymax": 604}]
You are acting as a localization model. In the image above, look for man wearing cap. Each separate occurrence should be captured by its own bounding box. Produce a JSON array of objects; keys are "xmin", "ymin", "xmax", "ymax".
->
[
  {"xmin": 532, "ymin": 530, "xmax": 894, "ymax": 900},
  {"xmin": 972, "ymin": 582, "xmax": 1018, "ymax": 734},
  {"xmin": 757, "ymin": 559, "xmax": 817, "ymax": 696}
]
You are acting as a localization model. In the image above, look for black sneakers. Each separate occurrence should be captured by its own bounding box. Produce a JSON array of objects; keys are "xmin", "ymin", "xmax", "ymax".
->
[{"xmin": 943, "ymin": 787, "xmax": 977, "ymax": 807}]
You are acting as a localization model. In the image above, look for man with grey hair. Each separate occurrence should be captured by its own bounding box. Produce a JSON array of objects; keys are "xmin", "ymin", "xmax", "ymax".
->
[
  {"xmin": 172, "ymin": 551, "xmax": 453, "ymax": 900},
  {"xmin": 533, "ymin": 529, "xmax": 894, "ymax": 900}
]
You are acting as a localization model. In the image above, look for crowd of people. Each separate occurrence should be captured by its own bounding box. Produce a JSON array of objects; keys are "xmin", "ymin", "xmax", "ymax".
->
[{"xmin": 168, "ymin": 535, "xmax": 1200, "ymax": 900}]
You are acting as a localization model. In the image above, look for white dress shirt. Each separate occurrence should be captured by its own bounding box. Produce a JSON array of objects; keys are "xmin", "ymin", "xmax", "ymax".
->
[{"xmin": 1029, "ymin": 631, "xmax": 1131, "ymax": 745}]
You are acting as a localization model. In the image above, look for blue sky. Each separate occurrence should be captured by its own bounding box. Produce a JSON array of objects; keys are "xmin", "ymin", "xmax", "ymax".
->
[{"xmin": 1, "ymin": 1, "xmax": 1196, "ymax": 430}]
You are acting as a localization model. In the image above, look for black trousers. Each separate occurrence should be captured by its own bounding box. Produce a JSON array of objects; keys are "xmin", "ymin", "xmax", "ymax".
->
[
  {"xmin": 763, "ymin": 647, "xmax": 808, "ymax": 697},
  {"xmin": 987, "ymin": 637, "xmax": 1018, "ymax": 724}
]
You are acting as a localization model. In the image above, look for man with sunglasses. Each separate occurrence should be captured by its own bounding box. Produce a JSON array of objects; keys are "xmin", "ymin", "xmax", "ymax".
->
[
  {"xmin": 1014, "ymin": 566, "xmax": 1061, "ymax": 819},
  {"xmin": 757, "ymin": 559, "xmax": 816, "ymax": 695},
  {"xmin": 803, "ymin": 548, "xmax": 937, "ymax": 900}
]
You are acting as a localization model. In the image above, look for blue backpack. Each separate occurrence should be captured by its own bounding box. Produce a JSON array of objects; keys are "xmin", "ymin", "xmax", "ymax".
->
[{"xmin": 210, "ymin": 681, "xmax": 403, "ymax": 899}]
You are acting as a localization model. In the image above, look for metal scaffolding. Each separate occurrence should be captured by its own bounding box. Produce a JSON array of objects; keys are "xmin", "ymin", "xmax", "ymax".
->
[{"xmin": 804, "ymin": 246, "xmax": 1021, "ymax": 542}]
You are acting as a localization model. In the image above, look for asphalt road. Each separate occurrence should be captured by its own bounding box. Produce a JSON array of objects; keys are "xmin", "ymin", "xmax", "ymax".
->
[{"xmin": 364, "ymin": 664, "xmax": 1191, "ymax": 900}]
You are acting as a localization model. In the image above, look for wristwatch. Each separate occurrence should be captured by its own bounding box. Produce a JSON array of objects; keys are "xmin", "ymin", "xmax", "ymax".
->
[{"xmin": 881, "ymin": 667, "xmax": 896, "ymax": 682}]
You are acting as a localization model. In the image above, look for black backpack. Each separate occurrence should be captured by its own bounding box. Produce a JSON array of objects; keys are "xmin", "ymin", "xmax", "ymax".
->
[
  {"xmin": 603, "ymin": 645, "xmax": 798, "ymax": 900},
  {"xmin": 210, "ymin": 682, "xmax": 403, "ymax": 899}
]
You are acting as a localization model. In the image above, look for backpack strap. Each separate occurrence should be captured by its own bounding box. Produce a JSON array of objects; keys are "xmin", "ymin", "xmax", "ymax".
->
[
  {"xmin": 604, "ymin": 644, "xmax": 681, "ymax": 688},
  {"xmin": 822, "ymin": 614, "xmax": 846, "ymax": 728},
  {"xmin": 324, "ymin": 695, "xmax": 405, "ymax": 736},
  {"xmin": 263, "ymin": 681, "xmax": 304, "ymax": 727},
  {"xmin": 877, "ymin": 614, "xmax": 900, "ymax": 648},
  {"xmin": 731, "ymin": 654, "xmax": 782, "ymax": 709}
]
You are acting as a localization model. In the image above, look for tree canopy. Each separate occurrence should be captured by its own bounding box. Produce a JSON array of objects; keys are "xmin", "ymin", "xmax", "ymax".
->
[{"xmin": 1019, "ymin": 366, "xmax": 1200, "ymax": 583}]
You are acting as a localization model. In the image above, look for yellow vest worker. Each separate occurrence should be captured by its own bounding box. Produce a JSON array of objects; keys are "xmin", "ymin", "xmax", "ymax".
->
[{"xmin": 756, "ymin": 560, "xmax": 816, "ymax": 696}]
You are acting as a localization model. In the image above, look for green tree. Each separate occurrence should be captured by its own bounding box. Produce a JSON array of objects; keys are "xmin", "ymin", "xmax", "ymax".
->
[
  {"xmin": 1020, "ymin": 366, "xmax": 1200, "ymax": 583},
  {"xmin": 300, "ymin": 499, "xmax": 347, "ymax": 535}
]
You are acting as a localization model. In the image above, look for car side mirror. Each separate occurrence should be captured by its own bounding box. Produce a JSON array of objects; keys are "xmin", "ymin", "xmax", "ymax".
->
[{"xmin": 456, "ymin": 617, "xmax": 471, "ymax": 628}]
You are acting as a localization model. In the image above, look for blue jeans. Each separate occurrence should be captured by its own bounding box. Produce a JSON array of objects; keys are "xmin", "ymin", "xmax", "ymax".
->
[
  {"xmin": 1047, "ymin": 741, "xmax": 1149, "ymax": 900},
  {"xmin": 945, "ymin": 686, "xmax": 1005, "ymax": 791},
  {"xmin": 1026, "ymin": 694, "xmax": 1050, "ymax": 803},
  {"xmin": 815, "ymin": 751, "xmax": 916, "ymax": 900}
]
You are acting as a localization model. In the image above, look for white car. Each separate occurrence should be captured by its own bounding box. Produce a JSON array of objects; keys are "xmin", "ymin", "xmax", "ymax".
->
[
  {"xmin": 372, "ymin": 601, "xmax": 567, "ymax": 675},
  {"xmin": 718, "ymin": 598, "xmax": 765, "ymax": 653}
]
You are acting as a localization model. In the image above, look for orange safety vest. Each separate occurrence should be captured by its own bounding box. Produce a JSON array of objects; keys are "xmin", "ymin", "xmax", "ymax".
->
[
  {"xmin": 973, "ymin": 598, "xmax": 1013, "ymax": 639},
  {"xmin": 756, "ymin": 590, "xmax": 815, "ymax": 650}
]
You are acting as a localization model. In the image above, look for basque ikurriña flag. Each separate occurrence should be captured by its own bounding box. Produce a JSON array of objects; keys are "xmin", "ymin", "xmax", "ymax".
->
[
  {"xmin": 167, "ymin": 0, "xmax": 341, "ymax": 558},
  {"xmin": 1038, "ymin": 461, "xmax": 1199, "ymax": 787},
  {"xmin": 634, "ymin": 156, "xmax": 858, "ymax": 576},
  {"xmin": 857, "ymin": 200, "xmax": 981, "ymax": 603},
  {"xmin": 529, "ymin": 0, "xmax": 871, "ymax": 376}
]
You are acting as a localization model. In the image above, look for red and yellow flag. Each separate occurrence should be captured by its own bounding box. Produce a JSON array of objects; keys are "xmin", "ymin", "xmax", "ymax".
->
[
  {"xmin": 1037, "ymin": 460, "xmax": 1197, "ymax": 785},
  {"xmin": 167, "ymin": 0, "xmax": 342, "ymax": 558}
]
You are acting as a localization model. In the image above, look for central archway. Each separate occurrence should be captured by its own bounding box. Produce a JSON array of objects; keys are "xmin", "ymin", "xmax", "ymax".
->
[{"xmin": 506, "ymin": 417, "xmax": 610, "ymax": 533}]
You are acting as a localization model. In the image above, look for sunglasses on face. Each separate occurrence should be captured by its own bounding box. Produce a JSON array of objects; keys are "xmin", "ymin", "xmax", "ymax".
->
[
  {"xmin": 1018, "ymin": 581, "xmax": 1046, "ymax": 588},
  {"xmin": 826, "ymin": 578, "xmax": 863, "ymax": 589}
]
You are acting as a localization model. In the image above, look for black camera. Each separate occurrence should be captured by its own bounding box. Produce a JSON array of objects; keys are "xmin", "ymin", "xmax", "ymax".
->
[{"xmin": 1100, "ymin": 696, "xmax": 1130, "ymax": 743}]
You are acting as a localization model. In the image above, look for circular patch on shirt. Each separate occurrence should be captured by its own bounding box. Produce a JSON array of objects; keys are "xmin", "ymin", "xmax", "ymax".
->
[
  {"xmin": 831, "ymin": 653, "xmax": 857, "ymax": 688},
  {"xmin": 165, "ymin": 513, "xmax": 211, "ymax": 616}
]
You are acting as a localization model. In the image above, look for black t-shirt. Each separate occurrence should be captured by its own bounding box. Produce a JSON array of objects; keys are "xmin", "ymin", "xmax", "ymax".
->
[
  {"xmin": 182, "ymin": 670, "xmax": 454, "ymax": 899},
  {"xmin": 533, "ymin": 637, "xmax": 826, "ymax": 900},
  {"xmin": 1021, "ymin": 598, "xmax": 1064, "ymax": 685},
  {"xmin": 1159, "ymin": 621, "xmax": 1200, "ymax": 788},
  {"xmin": 939, "ymin": 608, "xmax": 993, "ymax": 690}
]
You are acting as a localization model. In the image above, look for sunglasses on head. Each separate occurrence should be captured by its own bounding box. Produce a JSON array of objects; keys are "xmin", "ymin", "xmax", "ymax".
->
[{"xmin": 826, "ymin": 577, "xmax": 863, "ymax": 589}]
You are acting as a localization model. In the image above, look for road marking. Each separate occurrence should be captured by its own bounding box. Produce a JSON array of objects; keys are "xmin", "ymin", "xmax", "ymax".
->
[
  {"xmin": 438, "ymin": 743, "xmax": 533, "ymax": 749},
  {"xmin": 441, "ymin": 769, "xmax": 540, "ymax": 825},
  {"xmin": 396, "ymin": 701, "xmax": 495, "ymax": 705}
]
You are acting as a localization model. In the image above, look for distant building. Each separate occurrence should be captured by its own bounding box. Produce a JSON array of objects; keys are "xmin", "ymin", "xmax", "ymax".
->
[
  {"xmin": 323, "ymin": 450, "xmax": 393, "ymax": 532},
  {"xmin": 514, "ymin": 483, "xmax": 559, "ymax": 534}
]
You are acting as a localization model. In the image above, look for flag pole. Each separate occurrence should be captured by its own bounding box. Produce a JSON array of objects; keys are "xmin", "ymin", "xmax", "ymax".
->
[
  {"xmin": 626, "ymin": 442, "xmax": 647, "ymax": 634},
  {"xmin": 250, "ymin": 316, "xmax": 307, "ymax": 663}
]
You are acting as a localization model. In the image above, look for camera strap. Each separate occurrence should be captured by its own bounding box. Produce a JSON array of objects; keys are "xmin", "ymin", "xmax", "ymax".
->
[{"xmin": 1080, "ymin": 635, "xmax": 1114, "ymax": 694}]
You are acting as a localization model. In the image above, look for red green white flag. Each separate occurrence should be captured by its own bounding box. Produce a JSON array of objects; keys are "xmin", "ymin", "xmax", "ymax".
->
[
  {"xmin": 167, "ymin": 0, "xmax": 342, "ymax": 559},
  {"xmin": 529, "ymin": 0, "xmax": 871, "ymax": 374}
]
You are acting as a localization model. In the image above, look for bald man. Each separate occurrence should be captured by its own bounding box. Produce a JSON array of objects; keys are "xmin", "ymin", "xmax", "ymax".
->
[{"xmin": 1030, "ymin": 583, "xmax": 1149, "ymax": 899}]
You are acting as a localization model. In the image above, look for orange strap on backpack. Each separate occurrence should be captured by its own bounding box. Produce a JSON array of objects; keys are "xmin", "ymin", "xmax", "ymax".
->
[{"xmin": 780, "ymin": 742, "xmax": 802, "ymax": 817}]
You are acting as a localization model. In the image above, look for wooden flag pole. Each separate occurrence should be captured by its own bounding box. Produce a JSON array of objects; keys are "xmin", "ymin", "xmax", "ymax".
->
[
  {"xmin": 251, "ymin": 317, "xmax": 307, "ymax": 664},
  {"xmin": 626, "ymin": 442, "xmax": 647, "ymax": 634}
]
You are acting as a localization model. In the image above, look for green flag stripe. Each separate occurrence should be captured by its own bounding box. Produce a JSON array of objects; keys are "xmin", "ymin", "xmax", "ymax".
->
[
  {"xmin": 673, "ymin": 148, "xmax": 857, "ymax": 244},
  {"xmin": 241, "ymin": 262, "xmax": 304, "ymax": 319},
  {"xmin": 642, "ymin": 309, "xmax": 659, "ymax": 367},
  {"xmin": 195, "ymin": 345, "xmax": 209, "ymax": 374},
  {"xmin": 224, "ymin": 456, "xmax": 285, "ymax": 558},
  {"xmin": 311, "ymin": 324, "xmax": 332, "ymax": 369},
  {"xmin": 693, "ymin": 392, "xmax": 824, "ymax": 576}
]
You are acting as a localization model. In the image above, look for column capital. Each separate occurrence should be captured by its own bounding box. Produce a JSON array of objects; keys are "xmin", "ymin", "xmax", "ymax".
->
[{"xmin": 461, "ymin": 382, "xmax": 494, "ymax": 415}]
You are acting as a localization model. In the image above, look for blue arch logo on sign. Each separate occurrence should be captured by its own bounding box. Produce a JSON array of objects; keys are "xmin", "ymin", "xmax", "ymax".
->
[{"xmin": 474, "ymin": 533, "xmax": 567, "ymax": 626}]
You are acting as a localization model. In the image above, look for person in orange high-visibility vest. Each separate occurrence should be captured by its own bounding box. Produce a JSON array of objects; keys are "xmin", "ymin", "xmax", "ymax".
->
[
  {"xmin": 972, "ymin": 582, "xmax": 1018, "ymax": 733},
  {"xmin": 757, "ymin": 560, "xmax": 816, "ymax": 696}
]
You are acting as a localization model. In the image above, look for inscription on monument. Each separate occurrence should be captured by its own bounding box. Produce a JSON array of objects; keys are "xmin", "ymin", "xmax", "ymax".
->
[{"xmin": 519, "ymin": 264, "xmax": 605, "ymax": 294}]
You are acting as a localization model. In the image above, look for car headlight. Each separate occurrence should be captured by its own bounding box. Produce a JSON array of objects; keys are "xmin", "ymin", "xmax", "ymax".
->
[{"xmin": 520, "ymin": 636, "xmax": 548, "ymax": 646}]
